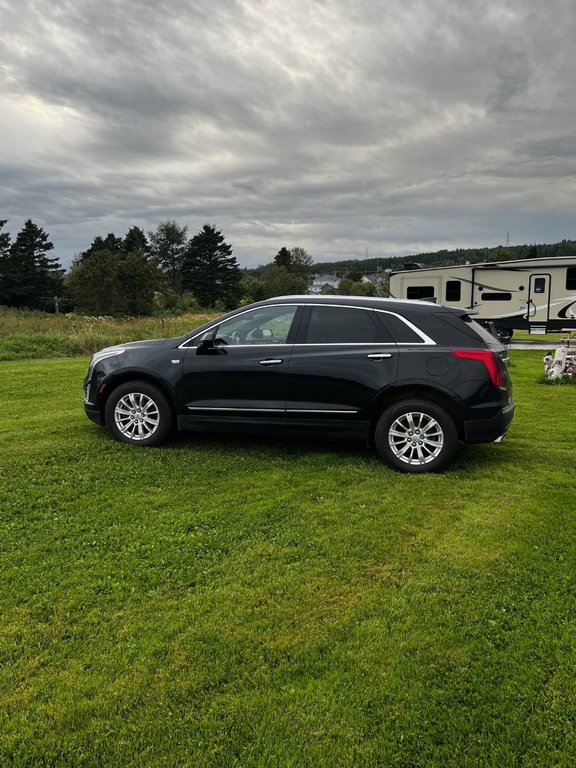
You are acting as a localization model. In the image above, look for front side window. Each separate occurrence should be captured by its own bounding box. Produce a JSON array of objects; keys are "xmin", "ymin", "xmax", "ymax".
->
[
  {"xmin": 304, "ymin": 306, "xmax": 388, "ymax": 343},
  {"xmin": 214, "ymin": 305, "xmax": 297, "ymax": 345}
]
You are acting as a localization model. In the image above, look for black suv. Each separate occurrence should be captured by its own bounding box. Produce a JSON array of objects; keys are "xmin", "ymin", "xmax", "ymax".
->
[{"xmin": 84, "ymin": 296, "xmax": 514, "ymax": 473}]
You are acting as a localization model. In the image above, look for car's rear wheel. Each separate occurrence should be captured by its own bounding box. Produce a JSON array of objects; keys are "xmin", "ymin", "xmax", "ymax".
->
[
  {"xmin": 105, "ymin": 380, "xmax": 172, "ymax": 446},
  {"xmin": 375, "ymin": 399, "xmax": 459, "ymax": 473}
]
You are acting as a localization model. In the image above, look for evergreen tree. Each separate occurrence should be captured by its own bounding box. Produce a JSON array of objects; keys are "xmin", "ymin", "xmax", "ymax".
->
[
  {"xmin": 273, "ymin": 247, "xmax": 292, "ymax": 269},
  {"xmin": 182, "ymin": 224, "xmax": 240, "ymax": 307},
  {"xmin": 271, "ymin": 246, "xmax": 313, "ymax": 280},
  {"xmin": 7, "ymin": 220, "xmax": 63, "ymax": 309},
  {"xmin": 148, "ymin": 220, "xmax": 188, "ymax": 292},
  {"xmin": 0, "ymin": 220, "xmax": 13, "ymax": 305},
  {"xmin": 123, "ymin": 226, "xmax": 149, "ymax": 255},
  {"xmin": 79, "ymin": 233, "xmax": 123, "ymax": 261}
]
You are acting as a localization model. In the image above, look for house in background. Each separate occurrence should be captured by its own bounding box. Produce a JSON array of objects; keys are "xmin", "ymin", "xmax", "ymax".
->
[{"xmin": 309, "ymin": 273, "xmax": 341, "ymax": 294}]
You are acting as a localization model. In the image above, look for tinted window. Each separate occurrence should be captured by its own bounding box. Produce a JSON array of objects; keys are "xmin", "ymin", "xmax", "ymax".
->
[
  {"xmin": 215, "ymin": 305, "xmax": 297, "ymax": 345},
  {"xmin": 566, "ymin": 268, "xmax": 576, "ymax": 290},
  {"xmin": 305, "ymin": 306, "xmax": 386, "ymax": 343},
  {"xmin": 482, "ymin": 292, "xmax": 512, "ymax": 301},
  {"xmin": 378, "ymin": 312, "xmax": 424, "ymax": 343},
  {"xmin": 407, "ymin": 286, "xmax": 435, "ymax": 300},
  {"xmin": 445, "ymin": 280, "xmax": 461, "ymax": 302}
]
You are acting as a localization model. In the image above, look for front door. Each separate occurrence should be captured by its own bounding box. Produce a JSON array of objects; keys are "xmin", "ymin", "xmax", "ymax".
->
[{"xmin": 178, "ymin": 304, "xmax": 300, "ymax": 433}]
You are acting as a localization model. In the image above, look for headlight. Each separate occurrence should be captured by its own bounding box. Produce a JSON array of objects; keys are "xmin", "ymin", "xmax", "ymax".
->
[{"xmin": 87, "ymin": 347, "xmax": 126, "ymax": 378}]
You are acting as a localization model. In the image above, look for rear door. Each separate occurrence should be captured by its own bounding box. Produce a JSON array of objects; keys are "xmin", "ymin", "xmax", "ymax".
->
[{"xmin": 286, "ymin": 304, "xmax": 398, "ymax": 438}]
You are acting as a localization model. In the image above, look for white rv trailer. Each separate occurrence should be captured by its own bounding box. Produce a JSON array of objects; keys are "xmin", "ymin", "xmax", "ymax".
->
[{"xmin": 389, "ymin": 257, "xmax": 576, "ymax": 339}]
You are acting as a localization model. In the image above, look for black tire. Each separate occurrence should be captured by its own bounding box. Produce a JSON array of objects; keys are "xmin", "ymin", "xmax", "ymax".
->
[
  {"xmin": 494, "ymin": 325, "xmax": 513, "ymax": 344},
  {"xmin": 104, "ymin": 380, "xmax": 172, "ymax": 447},
  {"xmin": 374, "ymin": 399, "xmax": 459, "ymax": 473}
]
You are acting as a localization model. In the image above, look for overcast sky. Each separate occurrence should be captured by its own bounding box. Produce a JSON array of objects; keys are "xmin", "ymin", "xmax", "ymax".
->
[{"xmin": 1, "ymin": 0, "xmax": 575, "ymax": 269}]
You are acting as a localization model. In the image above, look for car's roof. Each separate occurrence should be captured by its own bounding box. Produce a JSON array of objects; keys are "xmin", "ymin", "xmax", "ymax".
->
[{"xmin": 252, "ymin": 294, "xmax": 457, "ymax": 314}]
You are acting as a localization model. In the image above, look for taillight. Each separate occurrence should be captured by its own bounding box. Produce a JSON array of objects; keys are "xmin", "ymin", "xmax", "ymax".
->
[{"xmin": 451, "ymin": 350, "xmax": 505, "ymax": 388}]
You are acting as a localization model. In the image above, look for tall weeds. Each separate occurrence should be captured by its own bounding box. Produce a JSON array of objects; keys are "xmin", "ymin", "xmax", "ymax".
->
[{"xmin": 0, "ymin": 308, "xmax": 216, "ymax": 360}]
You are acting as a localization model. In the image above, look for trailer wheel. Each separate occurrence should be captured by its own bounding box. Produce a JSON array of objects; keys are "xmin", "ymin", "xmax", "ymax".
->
[{"xmin": 494, "ymin": 325, "xmax": 513, "ymax": 343}]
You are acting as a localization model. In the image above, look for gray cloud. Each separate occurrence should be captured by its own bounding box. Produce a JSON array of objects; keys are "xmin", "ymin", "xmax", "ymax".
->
[{"xmin": 1, "ymin": 0, "xmax": 576, "ymax": 268}]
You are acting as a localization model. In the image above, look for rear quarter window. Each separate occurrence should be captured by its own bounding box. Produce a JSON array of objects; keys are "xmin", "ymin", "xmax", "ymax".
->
[
  {"xmin": 433, "ymin": 312, "xmax": 500, "ymax": 345},
  {"xmin": 377, "ymin": 312, "xmax": 426, "ymax": 343}
]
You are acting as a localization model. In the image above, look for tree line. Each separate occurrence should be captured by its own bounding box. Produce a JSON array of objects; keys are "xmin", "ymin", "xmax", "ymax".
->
[
  {"xmin": 3, "ymin": 216, "xmax": 575, "ymax": 315},
  {"xmin": 0, "ymin": 218, "xmax": 314, "ymax": 314},
  {"xmin": 315, "ymin": 239, "xmax": 576, "ymax": 276}
]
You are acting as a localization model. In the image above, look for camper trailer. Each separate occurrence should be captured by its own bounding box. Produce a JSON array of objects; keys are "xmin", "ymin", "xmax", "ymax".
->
[{"xmin": 389, "ymin": 257, "xmax": 576, "ymax": 340}]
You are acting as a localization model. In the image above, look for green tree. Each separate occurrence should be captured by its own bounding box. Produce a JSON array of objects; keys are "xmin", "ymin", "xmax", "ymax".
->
[
  {"xmin": 123, "ymin": 226, "xmax": 149, "ymax": 255},
  {"xmin": 258, "ymin": 264, "xmax": 308, "ymax": 298},
  {"xmin": 339, "ymin": 278, "xmax": 376, "ymax": 297},
  {"xmin": 273, "ymin": 247, "xmax": 292, "ymax": 269},
  {"xmin": 117, "ymin": 250, "xmax": 159, "ymax": 315},
  {"xmin": 288, "ymin": 246, "xmax": 313, "ymax": 280},
  {"xmin": 0, "ymin": 220, "xmax": 13, "ymax": 305},
  {"xmin": 182, "ymin": 224, "xmax": 240, "ymax": 307},
  {"xmin": 149, "ymin": 221, "xmax": 188, "ymax": 292},
  {"xmin": 67, "ymin": 250, "xmax": 122, "ymax": 315},
  {"xmin": 238, "ymin": 274, "xmax": 266, "ymax": 304},
  {"xmin": 7, "ymin": 220, "xmax": 63, "ymax": 309}
]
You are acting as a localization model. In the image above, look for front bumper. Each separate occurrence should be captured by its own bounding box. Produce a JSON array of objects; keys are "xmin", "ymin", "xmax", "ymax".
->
[
  {"xmin": 84, "ymin": 404, "xmax": 104, "ymax": 426},
  {"xmin": 463, "ymin": 401, "xmax": 515, "ymax": 444}
]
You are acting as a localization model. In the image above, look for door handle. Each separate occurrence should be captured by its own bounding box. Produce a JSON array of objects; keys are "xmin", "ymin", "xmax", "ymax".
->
[
  {"xmin": 367, "ymin": 353, "xmax": 393, "ymax": 360},
  {"xmin": 259, "ymin": 359, "xmax": 283, "ymax": 366}
]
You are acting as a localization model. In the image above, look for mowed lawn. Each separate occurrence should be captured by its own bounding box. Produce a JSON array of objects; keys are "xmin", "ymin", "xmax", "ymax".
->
[{"xmin": 1, "ymin": 352, "xmax": 575, "ymax": 767}]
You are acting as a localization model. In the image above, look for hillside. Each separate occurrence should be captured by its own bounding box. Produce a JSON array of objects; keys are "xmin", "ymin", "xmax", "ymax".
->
[{"xmin": 312, "ymin": 239, "xmax": 576, "ymax": 276}]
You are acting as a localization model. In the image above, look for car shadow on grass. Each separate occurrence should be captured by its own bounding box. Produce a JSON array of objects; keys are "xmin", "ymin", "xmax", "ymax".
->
[{"xmin": 169, "ymin": 429, "xmax": 511, "ymax": 475}]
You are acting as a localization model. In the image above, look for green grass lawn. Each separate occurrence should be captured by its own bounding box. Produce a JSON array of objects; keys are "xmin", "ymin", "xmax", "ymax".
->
[{"xmin": 1, "ymin": 352, "xmax": 575, "ymax": 767}]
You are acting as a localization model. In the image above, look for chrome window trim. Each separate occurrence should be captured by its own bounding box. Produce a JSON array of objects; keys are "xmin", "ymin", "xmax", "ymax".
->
[
  {"xmin": 177, "ymin": 301, "xmax": 436, "ymax": 349},
  {"xmin": 178, "ymin": 303, "xmax": 301, "ymax": 349},
  {"xmin": 373, "ymin": 309, "xmax": 436, "ymax": 345}
]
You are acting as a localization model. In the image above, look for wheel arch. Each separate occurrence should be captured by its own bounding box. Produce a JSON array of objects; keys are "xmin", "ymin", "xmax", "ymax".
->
[
  {"xmin": 368, "ymin": 384, "xmax": 465, "ymax": 446},
  {"xmin": 97, "ymin": 371, "xmax": 177, "ymax": 426}
]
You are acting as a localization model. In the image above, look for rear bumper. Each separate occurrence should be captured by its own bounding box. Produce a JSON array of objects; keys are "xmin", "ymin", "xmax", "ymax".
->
[{"xmin": 463, "ymin": 401, "xmax": 515, "ymax": 444}]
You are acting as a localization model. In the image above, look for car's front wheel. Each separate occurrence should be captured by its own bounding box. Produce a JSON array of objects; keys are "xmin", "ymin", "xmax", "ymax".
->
[
  {"xmin": 375, "ymin": 399, "xmax": 459, "ymax": 473},
  {"xmin": 105, "ymin": 380, "xmax": 172, "ymax": 446}
]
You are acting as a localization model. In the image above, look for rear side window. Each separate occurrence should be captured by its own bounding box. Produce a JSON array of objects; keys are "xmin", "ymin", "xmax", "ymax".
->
[
  {"xmin": 304, "ymin": 306, "xmax": 388, "ymax": 343},
  {"xmin": 434, "ymin": 312, "xmax": 498, "ymax": 345}
]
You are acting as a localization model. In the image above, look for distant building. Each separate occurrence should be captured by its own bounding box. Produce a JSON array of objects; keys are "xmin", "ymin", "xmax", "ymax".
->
[
  {"xmin": 361, "ymin": 273, "xmax": 381, "ymax": 286},
  {"xmin": 309, "ymin": 273, "xmax": 341, "ymax": 294}
]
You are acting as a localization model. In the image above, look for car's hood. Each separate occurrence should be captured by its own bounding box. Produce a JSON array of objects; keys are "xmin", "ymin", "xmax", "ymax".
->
[{"xmin": 122, "ymin": 338, "xmax": 170, "ymax": 349}]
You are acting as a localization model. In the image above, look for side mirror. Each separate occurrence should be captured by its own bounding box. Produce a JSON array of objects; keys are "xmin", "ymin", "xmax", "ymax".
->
[{"xmin": 197, "ymin": 330, "xmax": 215, "ymax": 350}]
